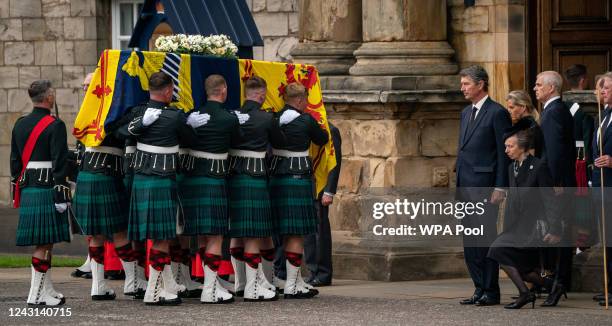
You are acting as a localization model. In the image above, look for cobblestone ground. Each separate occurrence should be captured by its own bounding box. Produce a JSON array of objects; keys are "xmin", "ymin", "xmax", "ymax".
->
[{"xmin": 0, "ymin": 267, "xmax": 610, "ymax": 325}]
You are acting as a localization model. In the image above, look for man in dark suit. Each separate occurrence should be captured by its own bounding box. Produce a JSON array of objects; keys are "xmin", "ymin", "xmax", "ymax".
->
[
  {"xmin": 456, "ymin": 65, "xmax": 512, "ymax": 306},
  {"xmin": 304, "ymin": 122, "xmax": 342, "ymax": 287},
  {"xmin": 534, "ymin": 70, "xmax": 577, "ymax": 306},
  {"xmin": 591, "ymin": 73, "xmax": 612, "ymax": 306}
]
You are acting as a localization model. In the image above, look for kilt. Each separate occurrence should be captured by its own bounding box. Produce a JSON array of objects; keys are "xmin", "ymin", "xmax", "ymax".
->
[
  {"xmin": 73, "ymin": 171, "xmax": 128, "ymax": 237},
  {"xmin": 228, "ymin": 174, "xmax": 273, "ymax": 238},
  {"xmin": 128, "ymin": 174, "xmax": 179, "ymax": 241},
  {"xmin": 181, "ymin": 175, "xmax": 228, "ymax": 235},
  {"xmin": 269, "ymin": 175, "xmax": 317, "ymax": 236},
  {"xmin": 123, "ymin": 171, "xmax": 134, "ymax": 197},
  {"xmin": 16, "ymin": 186, "xmax": 70, "ymax": 246}
]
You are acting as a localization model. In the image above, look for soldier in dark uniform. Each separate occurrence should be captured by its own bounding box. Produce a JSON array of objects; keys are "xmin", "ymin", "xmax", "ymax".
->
[
  {"xmin": 72, "ymin": 79, "xmax": 148, "ymax": 301},
  {"xmin": 269, "ymin": 82, "xmax": 328, "ymax": 298},
  {"xmin": 11, "ymin": 80, "xmax": 71, "ymax": 306},
  {"xmin": 227, "ymin": 76, "xmax": 278, "ymax": 301},
  {"xmin": 126, "ymin": 72, "xmax": 202, "ymax": 305},
  {"xmin": 180, "ymin": 74, "xmax": 239, "ymax": 303}
]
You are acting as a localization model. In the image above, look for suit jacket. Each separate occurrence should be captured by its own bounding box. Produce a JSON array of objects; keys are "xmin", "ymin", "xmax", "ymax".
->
[
  {"xmin": 456, "ymin": 97, "xmax": 511, "ymax": 199},
  {"xmin": 591, "ymin": 107, "xmax": 612, "ymax": 187},
  {"xmin": 540, "ymin": 98, "xmax": 576, "ymax": 187},
  {"xmin": 320, "ymin": 122, "xmax": 342, "ymax": 198}
]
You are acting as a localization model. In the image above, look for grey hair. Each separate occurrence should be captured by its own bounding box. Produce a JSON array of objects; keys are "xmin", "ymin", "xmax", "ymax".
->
[
  {"xmin": 537, "ymin": 71, "xmax": 563, "ymax": 93},
  {"xmin": 511, "ymin": 130, "xmax": 532, "ymax": 151},
  {"xmin": 459, "ymin": 65, "xmax": 489, "ymax": 91},
  {"xmin": 28, "ymin": 80, "xmax": 53, "ymax": 103}
]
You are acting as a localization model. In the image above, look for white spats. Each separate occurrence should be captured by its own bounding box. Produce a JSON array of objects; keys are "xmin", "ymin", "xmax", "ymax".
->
[
  {"xmin": 90, "ymin": 259, "xmax": 116, "ymax": 300},
  {"xmin": 144, "ymin": 265, "xmax": 181, "ymax": 306},
  {"xmin": 244, "ymin": 263, "xmax": 277, "ymax": 302},
  {"xmin": 200, "ymin": 264, "xmax": 234, "ymax": 304},
  {"xmin": 27, "ymin": 266, "xmax": 64, "ymax": 306}
]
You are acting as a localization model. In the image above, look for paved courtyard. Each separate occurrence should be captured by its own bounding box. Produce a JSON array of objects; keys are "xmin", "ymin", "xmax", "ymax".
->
[{"xmin": 0, "ymin": 267, "xmax": 610, "ymax": 325}]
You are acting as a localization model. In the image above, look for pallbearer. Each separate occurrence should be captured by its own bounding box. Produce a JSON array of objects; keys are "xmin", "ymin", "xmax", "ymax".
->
[
  {"xmin": 126, "ymin": 72, "xmax": 201, "ymax": 305},
  {"xmin": 11, "ymin": 80, "xmax": 71, "ymax": 306},
  {"xmin": 228, "ymin": 76, "xmax": 278, "ymax": 301},
  {"xmin": 73, "ymin": 78, "xmax": 148, "ymax": 301},
  {"xmin": 181, "ymin": 74, "xmax": 238, "ymax": 304},
  {"xmin": 269, "ymin": 82, "xmax": 328, "ymax": 298}
]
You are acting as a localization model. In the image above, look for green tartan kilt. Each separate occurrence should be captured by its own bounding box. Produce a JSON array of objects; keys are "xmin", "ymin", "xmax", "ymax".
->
[
  {"xmin": 16, "ymin": 186, "xmax": 70, "ymax": 246},
  {"xmin": 181, "ymin": 175, "xmax": 228, "ymax": 235},
  {"xmin": 73, "ymin": 171, "xmax": 128, "ymax": 237},
  {"xmin": 269, "ymin": 175, "xmax": 317, "ymax": 236},
  {"xmin": 123, "ymin": 171, "xmax": 134, "ymax": 197},
  {"xmin": 228, "ymin": 174, "xmax": 273, "ymax": 238},
  {"xmin": 129, "ymin": 174, "xmax": 179, "ymax": 241}
]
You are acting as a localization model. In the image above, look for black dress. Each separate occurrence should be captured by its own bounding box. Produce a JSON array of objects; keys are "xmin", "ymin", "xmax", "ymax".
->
[{"xmin": 488, "ymin": 155, "xmax": 561, "ymax": 272}]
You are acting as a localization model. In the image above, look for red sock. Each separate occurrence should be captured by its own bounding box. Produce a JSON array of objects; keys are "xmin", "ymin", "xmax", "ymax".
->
[
  {"xmin": 89, "ymin": 246, "xmax": 104, "ymax": 264},
  {"xmin": 243, "ymin": 252, "xmax": 261, "ymax": 269},
  {"xmin": 149, "ymin": 249, "xmax": 170, "ymax": 272},
  {"xmin": 285, "ymin": 251, "xmax": 302, "ymax": 267},
  {"xmin": 260, "ymin": 248, "xmax": 275, "ymax": 261},
  {"xmin": 32, "ymin": 257, "xmax": 50, "ymax": 273},
  {"xmin": 115, "ymin": 244, "xmax": 135, "ymax": 262},
  {"xmin": 229, "ymin": 247, "xmax": 244, "ymax": 261},
  {"xmin": 204, "ymin": 253, "xmax": 222, "ymax": 272}
]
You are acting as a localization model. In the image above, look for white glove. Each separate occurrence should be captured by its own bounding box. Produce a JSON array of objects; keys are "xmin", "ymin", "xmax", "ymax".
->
[
  {"xmin": 187, "ymin": 112, "xmax": 211, "ymax": 128},
  {"xmin": 233, "ymin": 111, "xmax": 250, "ymax": 125},
  {"xmin": 55, "ymin": 203, "xmax": 68, "ymax": 213},
  {"xmin": 142, "ymin": 108, "xmax": 162, "ymax": 126},
  {"xmin": 279, "ymin": 109, "xmax": 300, "ymax": 126}
]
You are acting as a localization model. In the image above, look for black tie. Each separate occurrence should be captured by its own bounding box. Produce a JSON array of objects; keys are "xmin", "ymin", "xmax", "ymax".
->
[{"xmin": 469, "ymin": 106, "xmax": 478, "ymax": 126}]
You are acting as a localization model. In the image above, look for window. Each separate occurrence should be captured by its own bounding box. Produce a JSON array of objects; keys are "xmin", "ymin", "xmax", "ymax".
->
[{"xmin": 111, "ymin": 0, "xmax": 144, "ymax": 50}]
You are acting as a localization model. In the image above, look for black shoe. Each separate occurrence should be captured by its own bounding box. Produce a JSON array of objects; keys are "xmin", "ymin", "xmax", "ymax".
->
[
  {"xmin": 460, "ymin": 294, "xmax": 481, "ymax": 305},
  {"xmin": 504, "ymin": 292, "xmax": 536, "ymax": 309},
  {"xmin": 475, "ymin": 295, "xmax": 500, "ymax": 306},
  {"xmin": 125, "ymin": 288, "xmax": 146, "ymax": 300},
  {"xmin": 146, "ymin": 297, "xmax": 182, "ymax": 306},
  {"xmin": 599, "ymin": 299, "xmax": 610, "ymax": 306},
  {"xmin": 92, "ymin": 293, "xmax": 116, "ymax": 301},
  {"xmin": 284, "ymin": 289, "xmax": 317, "ymax": 299},
  {"xmin": 593, "ymin": 293, "xmax": 611, "ymax": 301},
  {"xmin": 70, "ymin": 269, "xmax": 92, "ymax": 279},
  {"xmin": 541, "ymin": 284, "xmax": 566, "ymax": 307},
  {"xmin": 308, "ymin": 278, "xmax": 331, "ymax": 287}
]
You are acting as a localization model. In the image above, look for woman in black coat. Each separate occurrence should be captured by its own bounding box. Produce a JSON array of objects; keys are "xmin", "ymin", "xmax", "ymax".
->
[
  {"xmin": 506, "ymin": 90, "xmax": 545, "ymax": 158},
  {"xmin": 488, "ymin": 128, "xmax": 562, "ymax": 309}
]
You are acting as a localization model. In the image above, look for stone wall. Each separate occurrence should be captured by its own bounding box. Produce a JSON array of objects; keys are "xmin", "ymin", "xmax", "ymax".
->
[
  {"xmin": 246, "ymin": 0, "xmax": 299, "ymax": 62},
  {"xmin": 0, "ymin": 0, "xmax": 111, "ymax": 205},
  {"xmin": 448, "ymin": 0, "xmax": 526, "ymax": 103}
]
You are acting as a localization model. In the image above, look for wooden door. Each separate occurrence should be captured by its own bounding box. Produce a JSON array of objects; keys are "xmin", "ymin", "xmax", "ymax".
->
[{"xmin": 528, "ymin": 0, "xmax": 612, "ymax": 90}]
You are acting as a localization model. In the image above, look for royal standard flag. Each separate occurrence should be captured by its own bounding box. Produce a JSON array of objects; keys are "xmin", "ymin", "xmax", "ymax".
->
[{"xmin": 74, "ymin": 50, "xmax": 336, "ymax": 195}]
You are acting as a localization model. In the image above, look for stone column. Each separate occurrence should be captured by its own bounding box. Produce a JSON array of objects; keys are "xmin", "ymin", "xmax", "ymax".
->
[
  {"xmin": 349, "ymin": 0, "xmax": 457, "ymax": 76},
  {"xmin": 290, "ymin": 0, "xmax": 362, "ymax": 75}
]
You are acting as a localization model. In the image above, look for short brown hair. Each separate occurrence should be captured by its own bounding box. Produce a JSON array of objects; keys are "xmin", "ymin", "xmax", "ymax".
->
[
  {"xmin": 245, "ymin": 76, "xmax": 267, "ymax": 95},
  {"xmin": 564, "ymin": 64, "xmax": 587, "ymax": 88},
  {"xmin": 28, "ymin": 80, "xmax": 53, "ymax": 102},
  {"xmin": 149, "ymin": 72, "xmax": 173, "ymax": 92},
  {"xmin": 205, "ymin": 74, "xmax": 226, "ymax": 97},
  {"xmin": 283, "ymin": 82, "xmax": 307, "ymax": 101}
]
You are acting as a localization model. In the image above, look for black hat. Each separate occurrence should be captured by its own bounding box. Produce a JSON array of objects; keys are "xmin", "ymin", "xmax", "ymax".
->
[{"xmin": 503, "ymin": 117, "xmax": 533, "ymax": 141}]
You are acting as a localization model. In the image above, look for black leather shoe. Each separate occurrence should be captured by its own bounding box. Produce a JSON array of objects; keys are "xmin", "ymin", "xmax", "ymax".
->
[
  {"xmin": 308, "ymin": 278, "xmax": 331, "ymax": 287},
  {"xmin": 475, "ymin": 295, "xmax": 500, "ymax": 306},
  {"xmin": 504, "ymin": 292, "xmax": 536, "ymax": 309},
  {"xmin": 459, "ymin": 294, "xmax": 481, "ymax": 305},
  {"xmin": 70, "ymin": 269, "xmax": 92, "ymax": 279},
  {"xmin": 593, "ymin": 293, "xmax": 611, "ymax": 301},
  {"xmin": 599, "ymin": 299, "xmax": 610, "ymax": 306},
  {"xmin": 541, "ymin": 284, "xmax": 566, "ymax": 307}
]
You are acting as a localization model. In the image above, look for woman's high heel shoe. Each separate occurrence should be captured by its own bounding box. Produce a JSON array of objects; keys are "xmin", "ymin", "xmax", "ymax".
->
[
  {"xmin": 504, "ymin": 292, "xmax": 536, "ymax": 309},
  {"xmin": 541, "ymin": 284, "xmax": 566, "ymax": 307}
]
